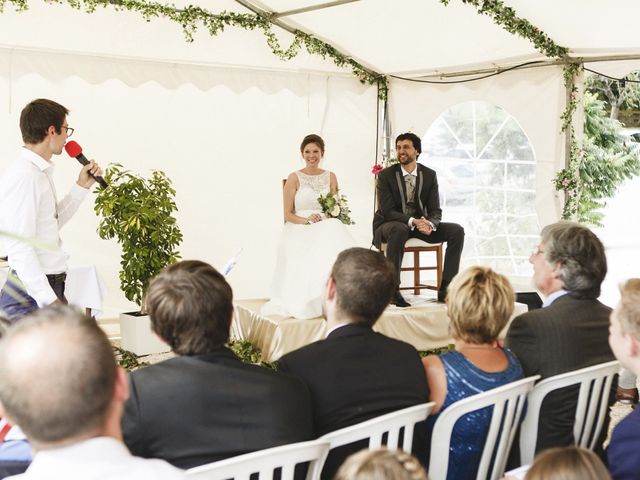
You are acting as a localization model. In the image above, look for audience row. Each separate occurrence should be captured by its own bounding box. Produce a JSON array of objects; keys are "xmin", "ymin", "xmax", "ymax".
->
[{"xmin": 0, "ymin": 220, "xmax": 638, "ymax": 480}]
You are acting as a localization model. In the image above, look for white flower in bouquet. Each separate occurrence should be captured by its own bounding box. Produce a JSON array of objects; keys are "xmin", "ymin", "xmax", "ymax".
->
[{"xmin": 331, "ymin": 205, "xmax": 341, "ymax": 217}]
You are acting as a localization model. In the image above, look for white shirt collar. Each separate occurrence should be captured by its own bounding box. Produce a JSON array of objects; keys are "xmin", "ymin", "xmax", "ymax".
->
[
  {"xmin": 400, "ymin": 165, "xmax": 417, "ymax": 177},
  {"xmin": 542, "ymin": 289, "xmax": 568, "ymax": 307},
  {"xmin": 21, "ymin": 147, "xmax": 53, "ymax": 172}
]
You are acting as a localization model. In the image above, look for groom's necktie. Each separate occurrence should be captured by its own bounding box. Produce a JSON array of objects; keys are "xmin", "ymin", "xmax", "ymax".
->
[{"xmin": 405, "ymin": 174, "xmax": 416, "ymax": 202}]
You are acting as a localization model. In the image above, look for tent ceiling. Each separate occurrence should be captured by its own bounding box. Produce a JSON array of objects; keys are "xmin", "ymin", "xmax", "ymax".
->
[{"xmin": 0, "ymin": 0, "xmax": 639, "ymax": 78}]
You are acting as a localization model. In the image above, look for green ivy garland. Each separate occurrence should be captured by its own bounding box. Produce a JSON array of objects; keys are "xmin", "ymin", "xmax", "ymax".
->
[
  {"xmin": 440, "ymin": 0, "xmax": 569, "ymax": 59},
  {"xmin": 554, "ymin": 63, "xmax": 582, "ymax": 219},
  {"xmin": 0, "ymin": 0, "xmax": 388, "ymax": 98}
]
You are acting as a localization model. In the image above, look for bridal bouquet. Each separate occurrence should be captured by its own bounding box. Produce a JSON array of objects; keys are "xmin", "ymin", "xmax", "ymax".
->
[{"xmin": 317, "ymin": 190, "xmax": 355, "ymax": 225}]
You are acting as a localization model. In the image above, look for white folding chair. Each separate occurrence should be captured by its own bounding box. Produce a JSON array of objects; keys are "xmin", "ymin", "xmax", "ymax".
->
[
  {"xmin": 318, "ymin": 402, "xmax": 435, "ymax": 452},
  {"xmin": 428, "ymin": 376, "xmax": 539, "ymax": 480},
  {"xmin": 519, "ymin": 360, "xmax": 619, "ymax": 465},
  {"xmin": 185, "ymin": 439, "xmax": 330, "ymax": 480}
]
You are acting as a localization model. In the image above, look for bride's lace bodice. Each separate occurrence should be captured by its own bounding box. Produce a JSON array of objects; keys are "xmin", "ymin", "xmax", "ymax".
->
[{"xmin": 294, "ymin": 170, "xmax": 330, "ymax": 215}]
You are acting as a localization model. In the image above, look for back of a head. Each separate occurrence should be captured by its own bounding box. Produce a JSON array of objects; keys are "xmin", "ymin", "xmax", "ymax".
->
[
  {"xmin": 0, "ymin": 305, "xmax": 116, "ymax": 447},
  {"xmin": 541, "ymin": 221, "xmax": 607, "ymax": 298},
  {"xmin": 524, "ymin": 446, "xmax": 611, "ymax": 480},
  {"xmin": 332, "ymin": 248, "xmax": 396, "ymax": 327},
  {"xmin": 334, "ymin": 448, "xmax": 428, "ymax": 480},
  {"xmin": 617, "ymin": 278, "xmax": 640, "ymax": 338},
  {"xmin": 146, "ymin": 260, "xmax": 233, "ymax": 355},
  {"xmin": 447, "ymin": 266, "xmax": 515, "ymax": 344},
  {"xmin": 20, "ymin": 98, "xmax": 69, "ymax": 145}
]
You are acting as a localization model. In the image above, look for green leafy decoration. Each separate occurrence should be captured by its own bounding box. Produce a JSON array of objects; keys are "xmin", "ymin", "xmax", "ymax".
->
[
  {"xmin": 440, "ymin": 0, "xmax": 569, "ymax": 59},
  {"xmin": 94, "ymin": 164, "xmax": 183, "ymax": 311},
  {"xmin": 228, "ymin": 339, "xmax": 275, "ymax": 369},
  {"xmin": 0, "ymin": 0, "xmax": 387, "ymax": 98}
]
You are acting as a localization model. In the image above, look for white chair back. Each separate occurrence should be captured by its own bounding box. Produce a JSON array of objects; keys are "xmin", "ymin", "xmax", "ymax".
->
[
  {"xmin": 428, "ymin": 375, "xmax": 539, "ymax": 480},
  {"xmin": 185, "ymin": 439, "xmax": 330, "ymax": 480},
  {"xmin": 519, "ymin": 360, "xmax": 619, "ymax": 465},
  {"xmin": 319, "ymin": 402, "xmax": 435, "ymax": 451}
]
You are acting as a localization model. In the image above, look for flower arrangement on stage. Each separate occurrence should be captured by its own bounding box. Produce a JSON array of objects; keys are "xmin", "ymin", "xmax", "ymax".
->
[{"xmin": 317, "ymin": 190, "xmax": 355, "ymax": 225}]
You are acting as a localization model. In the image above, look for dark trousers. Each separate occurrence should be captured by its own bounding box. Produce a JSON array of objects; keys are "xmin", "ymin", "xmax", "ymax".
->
[
  {"xmin": 0, "ymin": 270, "xmax": 67, "ymax": 322},
  {"xmin": 377, "ymin": 221, "xmax": 465, "ymax": 293}
]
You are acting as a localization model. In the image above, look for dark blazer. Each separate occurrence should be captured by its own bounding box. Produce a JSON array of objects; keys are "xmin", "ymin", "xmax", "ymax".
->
[
  {"xmin": 372, "ymin": 163, "xmax": 442, "ymax": 247},
  {"xmin": 506, "ymin": 293, "xmax": 615, "ymax": 454},
  {"xmin": 278, "ymin": 324, "xmax": 429, "ymax": 479},
  {"xmin": 122, "ymin": 347, "xmax": 314, "ymax": 469},
  {"xmin": 607, "ymin": 406, "xmax": 640, "ymax": 480}
]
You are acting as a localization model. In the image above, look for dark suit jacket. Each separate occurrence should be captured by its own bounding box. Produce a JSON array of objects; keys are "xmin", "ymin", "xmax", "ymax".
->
[
  {"xmin": 122, "ymin": 347, "xmax": 314, "ymax": 469},
  {"xmin": 372, "ymin": 163, "xmax": 442, "ymax": 247},
  {"xmin": 607, "ymin": 406, "xmax": 640, "ymax": 480},
  {"xmin": 505, "ymin": 293, "xmax": 615, "ymax": 454},
  {"xmin": 278, "ymin": 324, "xmax": 429, "ymax": 478}
]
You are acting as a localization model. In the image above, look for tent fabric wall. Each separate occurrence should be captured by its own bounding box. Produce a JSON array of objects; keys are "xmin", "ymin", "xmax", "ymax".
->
[
  {"xmin": 388, "ymin": 66, "xmax": 566, "ymax": 229},
  {"xmin": 0, "ymin": 49, "xmax": 378, "ymax": 317}
]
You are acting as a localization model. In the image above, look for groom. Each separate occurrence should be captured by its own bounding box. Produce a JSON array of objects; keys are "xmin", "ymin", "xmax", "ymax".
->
[{"xmin": 373, "ymin": 132, "xmax": 464, "ymax": 306}]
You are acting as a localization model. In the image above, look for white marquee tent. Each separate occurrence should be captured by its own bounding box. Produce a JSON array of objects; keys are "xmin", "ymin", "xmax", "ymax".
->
[{"xmin": 0, "ymin": 0, "xmax": 639, "ymax": 316}]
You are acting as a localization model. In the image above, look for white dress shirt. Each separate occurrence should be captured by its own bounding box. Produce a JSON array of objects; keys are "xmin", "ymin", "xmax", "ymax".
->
[
  {"xmin": 7, "ymin": 437, "xmax": 185, "ymax": 480},
  {"xmin": 0, "ymin": 148, "xmax": 88, "ymax": 306}
]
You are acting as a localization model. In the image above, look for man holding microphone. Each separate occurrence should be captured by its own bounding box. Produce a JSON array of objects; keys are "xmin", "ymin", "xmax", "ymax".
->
[{"xmin": 0, "ymin": 98, "xmax": 102, "ymax": 321}]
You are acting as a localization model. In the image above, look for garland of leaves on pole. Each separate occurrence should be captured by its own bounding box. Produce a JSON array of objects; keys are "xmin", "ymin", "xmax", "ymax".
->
[{"xmin": 554, "ymin": 64, "xmax": 583, "ymax": 219}]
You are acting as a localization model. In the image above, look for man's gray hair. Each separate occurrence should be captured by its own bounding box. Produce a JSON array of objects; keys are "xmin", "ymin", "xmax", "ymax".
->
[
  {"xmin": 541, "ymin": 221, "xmax": 607, "ymax": 298},
  {"xmin": 0, "ymin": 305, "xmax": 116, "ymax": 446}
]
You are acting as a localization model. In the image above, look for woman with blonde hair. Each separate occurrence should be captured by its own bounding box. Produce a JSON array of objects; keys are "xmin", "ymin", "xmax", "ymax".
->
[
  {"xmin": 334, "ymin": 448, "xmax": 428, "ymax": 480},
  {"xmin": 422, "ymin": 266, "xmax": 523, "ymax": 479},
  {"xmin": 524, "ymin": 446, "xmax": 611, "ymax": 480}
]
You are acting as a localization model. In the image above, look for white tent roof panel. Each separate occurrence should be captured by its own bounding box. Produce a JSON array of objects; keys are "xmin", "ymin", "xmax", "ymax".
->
[
  {"xmin": 0, "ymin": 1, "xmax": 348, "ymax": 74},
  {"xmin": 269, "ymin": 0, "xmax": 540, "ymax": 75},
  {"xmin": 507, "ymin": 0, "xmax": 640, "ymax": 53}
]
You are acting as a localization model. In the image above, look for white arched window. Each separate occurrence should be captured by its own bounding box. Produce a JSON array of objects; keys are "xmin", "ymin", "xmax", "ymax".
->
[{"xmin": 420, "ymin": 101, "xmax": 538, "ymax": 276}]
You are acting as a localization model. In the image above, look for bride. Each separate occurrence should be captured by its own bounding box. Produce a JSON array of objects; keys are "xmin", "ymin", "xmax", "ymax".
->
[{"xmin": 262, "ymin": 134, "xmax": 356, "ymax": 320}]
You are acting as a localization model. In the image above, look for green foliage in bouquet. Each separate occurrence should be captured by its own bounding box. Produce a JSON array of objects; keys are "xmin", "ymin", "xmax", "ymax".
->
[
  {"xmin": 94, "ymin": 164, "xmax": 183, "ymax": 311},
  {"xmin": 317, "ymin": 190, "xmax": 355, "ymax": 225}
]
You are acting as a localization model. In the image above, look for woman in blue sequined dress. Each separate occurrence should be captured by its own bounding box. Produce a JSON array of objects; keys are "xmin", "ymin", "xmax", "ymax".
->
[{"xmin": 422, "ymin": 266, "xmax": 523, "ymax": 480}]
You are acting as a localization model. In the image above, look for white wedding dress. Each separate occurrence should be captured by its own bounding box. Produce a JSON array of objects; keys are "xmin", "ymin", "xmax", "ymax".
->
[{"xmin": 262, "ymin": 171, "xmax": 356, "ymax": 319}]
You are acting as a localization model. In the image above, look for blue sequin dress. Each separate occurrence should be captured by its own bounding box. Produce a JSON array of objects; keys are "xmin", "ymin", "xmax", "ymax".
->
[{"xmin": 425, "ymin": 349, "xmax": 523, "ymax": 480}]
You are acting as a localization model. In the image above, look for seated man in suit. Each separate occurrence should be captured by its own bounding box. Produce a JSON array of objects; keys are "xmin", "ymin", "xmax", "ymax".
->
[
  {"xmin": 122, "ymin": 260, "xmax": 314, "ymax": 469},
  {"xmin": 0, "ymin": 305, "xmax": 184, "ymax": 480},
  {"xmin": 506, "ymin": 222, "xmax": 615, "ymax": 457},
  {"xmin": 278, "ymin": 248, "xmax": 429, "ymax": 478},
  {"xmin": 607, "ymin": 279, "xmax": 640, "ymax": 480},
  {"xmin": 373, "ymin": 132, "xmax": 464, "ymax": 306}
]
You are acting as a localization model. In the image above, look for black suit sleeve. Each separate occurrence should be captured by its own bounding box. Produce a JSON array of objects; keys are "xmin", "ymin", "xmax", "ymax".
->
[
  {"xmin": 423, "ymin": 171, "xmax": 442, "ymax": 228},
  {"xmin": 377, "ymin": 169, "xmax": 411, "ymax": 225},
  {"xmin": 505, "ymin": 314, "xmax": 540, "ymax": 377},
  {"xmin": 121, "ymin": 375, "xmax": 147, "ymax": 458}
]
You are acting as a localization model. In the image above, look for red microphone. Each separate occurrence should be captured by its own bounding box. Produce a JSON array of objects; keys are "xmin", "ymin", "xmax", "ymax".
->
[{"xmin": 64, "ymin": 141, "xmax": 108, "ymax": 189}]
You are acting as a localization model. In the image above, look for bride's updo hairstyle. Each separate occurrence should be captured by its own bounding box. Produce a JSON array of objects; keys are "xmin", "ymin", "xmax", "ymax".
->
[
  {"xmin": 300, "ymin": 134, "xmax": 325, "ymax": 154},
  {"xmin": 447, "ymin": 266, "xmax": 515, "ymax": 344}
]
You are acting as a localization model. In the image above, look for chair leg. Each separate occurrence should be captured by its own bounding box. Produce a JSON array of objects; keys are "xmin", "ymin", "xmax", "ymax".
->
[
  {"xmin": 413, "ymin": 250, "xmax": 420, "ymax": 296},
  {"xmin": 436, "ymin": 245, "xmax": 443, "ymax": 290}
]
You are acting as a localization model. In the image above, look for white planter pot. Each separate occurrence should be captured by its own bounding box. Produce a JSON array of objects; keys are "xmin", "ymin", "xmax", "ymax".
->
[{"xmin": 119, "ymin": 312, "xmax": 170, "ymax": 356}]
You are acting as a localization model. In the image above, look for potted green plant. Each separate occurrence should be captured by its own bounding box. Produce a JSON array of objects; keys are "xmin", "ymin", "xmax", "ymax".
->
[{"xmin": 94, "ymin": 163, "xmax": 182, "ymax": 355}]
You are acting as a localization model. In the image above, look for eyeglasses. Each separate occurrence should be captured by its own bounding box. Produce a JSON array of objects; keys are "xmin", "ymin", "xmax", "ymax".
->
[
  {"xmin": 531, "ymin": 246, "xmax": 545, "ymax": 257},
  {"xmin": 61, "ymin": 126, "xmax": 74, "ymax": 137}
]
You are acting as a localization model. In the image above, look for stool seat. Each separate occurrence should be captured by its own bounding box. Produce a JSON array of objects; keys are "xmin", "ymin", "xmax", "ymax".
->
[{"xmin": 381, "ymin": 239, "xmax": 443, "ymax": 294}]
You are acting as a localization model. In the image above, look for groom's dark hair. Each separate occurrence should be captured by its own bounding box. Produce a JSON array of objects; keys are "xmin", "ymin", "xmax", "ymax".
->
[
  {"xmin": 146, "ymin": 260, "xmax": 233, "ymax": 355},
  {"xmin": 395, "ymin": 132, "xmax": 422, "ymax": 154},
  {"xmin": 331, "ymin": 248, "xmax": 395, "ymax": 327}
]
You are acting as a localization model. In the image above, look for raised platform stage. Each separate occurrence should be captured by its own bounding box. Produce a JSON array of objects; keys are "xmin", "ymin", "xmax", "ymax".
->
[{"xmin": 233, "ymin": 299, "xmax": 528, "ymax": 362}]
